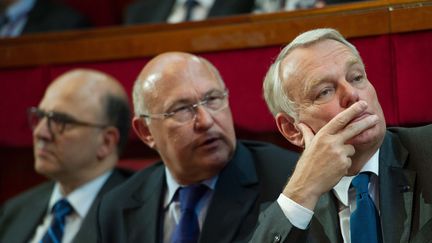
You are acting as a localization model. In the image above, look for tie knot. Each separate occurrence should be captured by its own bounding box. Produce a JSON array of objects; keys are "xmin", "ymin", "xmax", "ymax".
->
[
  {"xmin": 179, "ymin": 184, "xmax": 207, "ymax": 211},
  {"xmin": 52, "ymin": 199, "xmax": 73, "ymax": 219},
  {"xmin": 351, "ymin": 172, "xmax": 370, "ymax": 195}
]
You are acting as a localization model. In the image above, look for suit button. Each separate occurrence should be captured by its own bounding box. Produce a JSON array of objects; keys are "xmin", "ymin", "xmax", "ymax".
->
[{"xmin": 273, "ymin": 234, "xmax": 281, "ymax": 242}]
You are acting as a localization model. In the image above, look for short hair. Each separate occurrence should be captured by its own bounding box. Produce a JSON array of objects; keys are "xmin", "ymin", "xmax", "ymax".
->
[
  {"xmin": 263, "ymin": 28, "xmax": 362, "ymax": 120},
  {"xmin": 103, "ymin": 94, "xmax": 131, "ymax": 155},
  {"xmin": 132, "ymin": 56, "xmax": 225, "ymax": 122}
]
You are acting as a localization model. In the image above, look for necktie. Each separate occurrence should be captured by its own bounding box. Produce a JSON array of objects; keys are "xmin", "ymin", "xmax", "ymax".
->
[
  {"xmin": 40, "ymin": 199, "xmax": 73, "ymax": 243},
  {"xmin": 171, "ymin": 184, "xmax": 208, "ymax": 243},
  {"xmin": 350, "ymin": 173, "xmax": 382, "ymax": 243},
  {"xmin": 184, "ymin": 0, "xmax": 199, "ymax": 21}
]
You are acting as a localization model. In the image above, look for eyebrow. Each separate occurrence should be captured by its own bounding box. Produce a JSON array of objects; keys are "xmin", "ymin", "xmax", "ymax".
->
[{"xmin": 165, "ymin": 88, "xmax": 222, "ymax": 110}]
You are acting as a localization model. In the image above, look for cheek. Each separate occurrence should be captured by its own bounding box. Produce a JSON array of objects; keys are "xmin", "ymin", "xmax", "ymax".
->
[{"xmin": 299, "ymin": 104, "xmax": 342, "ymax": 133}]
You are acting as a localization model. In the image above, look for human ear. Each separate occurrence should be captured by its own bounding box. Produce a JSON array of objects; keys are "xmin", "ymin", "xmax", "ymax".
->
[
  {"xmin": 97, "ymin": 127, "xmax": 119, "ymax": 160},
  {"xmin": 132, "ymin": 117, "xmax": 155, "ymax": 148},
  {"xmin": 275, "ymin": 113, "xmax": 304, "ymax": 147}
]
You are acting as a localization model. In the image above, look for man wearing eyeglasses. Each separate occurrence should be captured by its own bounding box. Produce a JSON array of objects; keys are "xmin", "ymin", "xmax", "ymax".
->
[
  {"xmin": 97, "ymin": 52, "xmax": 299, "ymax": 243},
  {"xmin": 0, "ymin": 69, "xmax": 132, "ymax": 243}
]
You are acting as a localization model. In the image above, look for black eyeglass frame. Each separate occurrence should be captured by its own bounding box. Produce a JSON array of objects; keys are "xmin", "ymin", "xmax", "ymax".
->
[
  {"xmin": 27, "ymin": 107, "xmax": 109, "ymax": 134},
  {"xmin": 138, "ymin": 89, "xmax": 229, "ymax": 122}
]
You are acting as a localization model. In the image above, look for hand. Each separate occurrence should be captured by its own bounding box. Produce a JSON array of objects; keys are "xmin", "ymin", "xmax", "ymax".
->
[{"xmin": 282, "ymin": 101, "xmax": 379, "ymax": 210}]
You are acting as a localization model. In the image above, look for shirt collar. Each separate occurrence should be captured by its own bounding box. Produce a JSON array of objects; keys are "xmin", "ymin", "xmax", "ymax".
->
[
  {"xmin": 5, "ymin": 0, "xmax": 35, "ymax": 22},
  {"xmin": 48, "ymin": 170, "xmax": 112, "ymax": 218},
  {"xmin": 333, "ymin": 149, "xmax": 380, "ymax": 206},
  {"xmin": 163, "ymin": 167, "xmax": 218, "ymax": 208}
]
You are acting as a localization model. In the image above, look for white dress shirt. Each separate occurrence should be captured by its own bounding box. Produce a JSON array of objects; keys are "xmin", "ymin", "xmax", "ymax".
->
[
  {"xmin": 0, "ymin": 0, "xmax": 35, "ymax": 37},
  {"xmin": 163, "ymin": 168, "xmax": 218, "ymax": 243},
  {"xmin": 167, "ymin": 0, "xmax": 215, "ymax": 23},
  {"xmin": 277, "ymin": 150, "xmax": 380, "ymax": 243},
  {"xmin": 29, "ymin": 171, "xmax": 112, "ymax": 243}
]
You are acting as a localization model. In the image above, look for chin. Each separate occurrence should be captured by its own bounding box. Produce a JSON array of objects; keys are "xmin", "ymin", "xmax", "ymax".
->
[
  {"xmin": 34, "ymin": 159, "xmax": 58, "ymax": 177},
  {"xmin": 348, "ymin": 124, "xmax": 384, "ymax": 148}
]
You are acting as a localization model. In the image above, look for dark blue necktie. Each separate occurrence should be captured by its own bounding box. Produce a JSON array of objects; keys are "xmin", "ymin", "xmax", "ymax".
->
[
  {"xmin": 184, "ymin": 0, "xmax": 199, "ymax": 21},
  {"xmin": 40, "ymin": 199, "xmax": 73, "ymax": 243},
  {"xmin": 171, "ymin": 184, "xmax": 207, "ymax": 243},
  {"xmin": 350, "ymin": 173, "xmax": 382, "ymax": 243}
]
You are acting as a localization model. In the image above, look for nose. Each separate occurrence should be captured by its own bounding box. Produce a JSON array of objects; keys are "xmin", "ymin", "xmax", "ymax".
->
[
  {"xmin": 193, "ymin": 105, "xmax": 214, "ymax": 131},
  {"xmin": 340, "ymin": 81, "xmax": 360, "ymax": 108},
  {"xmin": 33, "ymin": 118, "xmax": 53, "ymax": 141}
]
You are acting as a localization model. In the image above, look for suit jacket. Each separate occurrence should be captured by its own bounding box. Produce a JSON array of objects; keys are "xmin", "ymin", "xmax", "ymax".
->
[
  {"xmin": 0, "ymin": 168, "xmax": 132, "ymax": 243},
  {"xmin": 97, "ymin": 140, "xmax": 299, "ymax": 243},
  {"xmin": 124, "ymin": 0, "xmax": 255, "ymax": 24},
  {"xmin": 250, "ymin": 125, "xmax": 432, "ymax": 243},
  {"xmin": 22, "ymin": 0, "xmax": 90, "ymax": 35}
]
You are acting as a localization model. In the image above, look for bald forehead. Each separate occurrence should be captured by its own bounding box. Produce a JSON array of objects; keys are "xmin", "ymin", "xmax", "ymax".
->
[
  {"xmin": 42, "ymin": 69, "xmax": 127, "ymax": 117},
  {"xmin": 138, "ymin": 53, "xmax": 203, "ymax": 81},
  {"xmin": 50, "ymin": 69, "xmax": 126, "ymax": 97},
  {"xmin": 137, "ymin": 53, "xmax": 221, "ymax": 92}
]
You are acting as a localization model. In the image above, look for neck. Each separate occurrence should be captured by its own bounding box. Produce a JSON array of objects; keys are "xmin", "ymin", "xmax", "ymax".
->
[{"xmin": 348, "ymin": 146, "xmax": 379, "ymax": 176}]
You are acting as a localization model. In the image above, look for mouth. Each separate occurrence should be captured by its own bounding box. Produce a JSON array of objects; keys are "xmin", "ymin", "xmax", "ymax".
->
[
  {"xmin": 34, "ymin": 140, "xmax": 52, "ymax": 157},
  {"xmin": 351, "ymin": 112, "xmax": 371, "ymax": 123},
  {"xmin": 197, "ymin": 134, "xmax": 221, "ymax": 148}
]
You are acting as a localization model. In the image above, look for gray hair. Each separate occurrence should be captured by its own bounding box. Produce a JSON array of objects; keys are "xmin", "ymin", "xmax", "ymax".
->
[
  {"xmin": 263, "ymin": 28, "xmax": 362, "ymax": 120},
  {"xmin": 132, "ymin": 55, "xmax": 225, "ymax": 123}
]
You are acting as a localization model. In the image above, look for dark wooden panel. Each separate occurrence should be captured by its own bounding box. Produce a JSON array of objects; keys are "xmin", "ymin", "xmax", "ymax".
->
[{"xmin": 0, "ymin": 0, "xmax": 431, "ymax": 68}]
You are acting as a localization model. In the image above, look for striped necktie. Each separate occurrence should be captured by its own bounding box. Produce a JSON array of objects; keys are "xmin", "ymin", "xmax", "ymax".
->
[{"xmin": 40, "ymin": 199, "xmax": 73, "ymax": 243}]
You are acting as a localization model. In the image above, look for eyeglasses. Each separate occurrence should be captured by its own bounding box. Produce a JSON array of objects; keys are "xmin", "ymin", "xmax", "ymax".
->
[
  {"xmin": 139, "ymin": 89, "xmax": 229, "ymax": 123},
  {"xmin": 28, "ymin": 107, "xmax": 108, "ymax": 134}
]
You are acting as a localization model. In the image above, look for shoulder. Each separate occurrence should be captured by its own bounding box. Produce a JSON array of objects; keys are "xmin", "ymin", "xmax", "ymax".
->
[
  {"xmin": 389, "ymin": 124, "xmax": 432, "ymax": 140},
  {"xmin": 388, "ymin": 125, "xmax": 432, "ymax": 155},
  {"xmin": 100, "ymin": 162, "xmax": 164, "ymax": 203},
  {"xmin": 1, "ymin": 181, "xmax": 52, "ymax": 211},
  {"xmin": 238, "ymin": 139, "xmax": 299, "ymax": 165},
  {"xmin": 0, "ymin": 181, "xmax": 52, "ymax": 229}
]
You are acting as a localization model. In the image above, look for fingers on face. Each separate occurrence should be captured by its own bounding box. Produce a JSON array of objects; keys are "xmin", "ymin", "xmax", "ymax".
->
[
  {"xmin": 296, "ymin": 123, "xmax": 314, "ymax": 147},
  {"xmin": 324, "ymin": 101, "xmax": 368, "ymax": 135}
]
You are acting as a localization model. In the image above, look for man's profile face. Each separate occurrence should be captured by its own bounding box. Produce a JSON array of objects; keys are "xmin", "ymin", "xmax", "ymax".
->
[
  {"xmin": 32, "ymin": 78, "xmax": 105, "ymax": 181},
  {"xmin": 281, "ymin": 39, "xmax": 386, "ymax": 150},
  {"xmin": 142, "ymin": 57, "xmax": 236, "ymax": 183}
]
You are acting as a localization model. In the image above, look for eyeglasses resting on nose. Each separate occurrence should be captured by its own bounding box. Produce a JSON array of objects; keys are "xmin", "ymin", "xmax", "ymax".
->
[
  {"xmin": 139, "ymin": 89, "xmax": 229, "ymax": 123},
  {"xmin": 27, "ymin": 107, "xmax": 109, "ymax": 134}
]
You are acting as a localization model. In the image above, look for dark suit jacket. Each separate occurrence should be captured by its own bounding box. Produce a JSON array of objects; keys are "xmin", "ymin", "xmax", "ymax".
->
[
  {"xmin": 22, "ymin": 0, "xmax": 90, "ymax": 35},
  {"xmin": 0, "ymin": 168, "xmax": 132, "ymax": 243},
  {"xmin": 97, "ymin": 140, "xmax": 299, "ymax": 243},
  {"xmin": 250, "ymin": 125, "xmax": 432, "ymax": 243},
  {"xmin": 124, "ymin": 0, "xmax": 255, "ymax": 24}
]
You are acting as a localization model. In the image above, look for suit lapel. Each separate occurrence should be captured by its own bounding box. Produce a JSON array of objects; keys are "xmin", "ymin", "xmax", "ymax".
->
[
  {"xmin": 313, "ymin": 192, "xmax": 341, "ymax": 243},
  {"xmin": 379, "ymin": 132, "xmax": 415, "ymax": 243},
  {"xmin": 15, "ymin": 184, "xmax": 52, "ymax": 243},
  {"xmin": 124, "ymin": 166, "xmax": 165, "ymax": 243},
  {"xmin": 200, "ymin": 143, "xmax": 259, "ymax": 243},
  {"xmin": 73, "ymin": 169, "xmax": 130, "ymax": 243}
]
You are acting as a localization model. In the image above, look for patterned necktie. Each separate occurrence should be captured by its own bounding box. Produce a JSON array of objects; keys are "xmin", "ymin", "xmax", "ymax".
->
[
  {"xmin": 171, "ymin": 184, "xmax": 208, "ymax": 243},
  {"xmin": 184, "ymin": 0, "xmax": 199, "ymax": 21},
  {"xmin": 350, "ymin": 173, "xmax": 382, "ymax": 243},
  {"xmin": 40, "ymin": 199, "xmax": 73, "ymax": 243}
]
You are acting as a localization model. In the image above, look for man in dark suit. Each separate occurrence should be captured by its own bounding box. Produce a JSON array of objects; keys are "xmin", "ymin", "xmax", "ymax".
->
[
  {"xmin": 250, "ymin": 28, "xmax": 432, "ymax": 242},
  {"xmin": 124, "ymin": 0, "xmax": 254, "ymax": 24},
  {"xmin": 0, "ymin": 69, "xmax": 132, "ymax": 243},
  {"xmin": 0, "ymin": 0, "xmax": 90, "ymax": 38},
  {"xmin": 97, "ymin": 52, "xmax": 299, "ymax": 243}
]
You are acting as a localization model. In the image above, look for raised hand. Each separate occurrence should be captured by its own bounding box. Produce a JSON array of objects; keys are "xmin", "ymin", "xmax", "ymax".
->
[{"xmin": 282, "ymin": 101, "xmax": 379, "ymax": 210}]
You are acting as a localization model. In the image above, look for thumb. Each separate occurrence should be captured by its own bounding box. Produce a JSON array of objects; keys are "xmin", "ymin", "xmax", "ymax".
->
[{"xmin": 296, "ymin": 123, "xmax": 314, "ymax": 148}]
